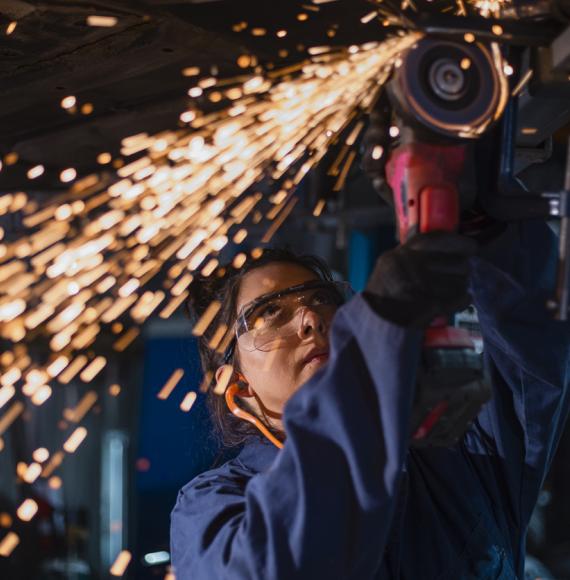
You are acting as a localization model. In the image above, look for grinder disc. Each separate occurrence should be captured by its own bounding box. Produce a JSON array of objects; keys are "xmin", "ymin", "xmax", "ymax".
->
[{"xmin": 388, "ymin": 38, "xmax": 509, "ymax": 139}]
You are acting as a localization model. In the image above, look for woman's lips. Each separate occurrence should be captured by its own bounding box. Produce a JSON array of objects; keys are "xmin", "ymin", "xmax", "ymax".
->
[{"xmin": 303, "ymin": 353, "xmax": 329, "ymax": 366}]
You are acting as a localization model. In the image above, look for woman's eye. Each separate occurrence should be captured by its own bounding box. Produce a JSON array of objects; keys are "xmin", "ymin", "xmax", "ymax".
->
[
  {"xmin": 311, "ymin": 290, "xmax": 335, "ymax": 305},
  {"xmin": 260, "ymin": 303, "xmax": 281, "ymax": 318}
]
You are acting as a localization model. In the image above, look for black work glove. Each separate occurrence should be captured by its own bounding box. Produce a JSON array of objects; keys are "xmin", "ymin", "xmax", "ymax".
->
[{"xmin": 363, "ymin": 232, "xmax": 479, "ymax": 328}]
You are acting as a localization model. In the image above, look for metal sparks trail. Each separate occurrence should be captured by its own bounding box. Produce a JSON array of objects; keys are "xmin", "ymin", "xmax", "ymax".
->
[
  {"xmin": 0, "ymin": 33, "xmax": 419, "ymax": 506},
  {"xmin": 468, "ymin": 0, "xmax": 511, "ymax": 18}
]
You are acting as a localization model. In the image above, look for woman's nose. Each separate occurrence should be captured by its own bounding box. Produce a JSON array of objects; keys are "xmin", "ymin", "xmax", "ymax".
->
[{"xmin": 298, "ymin": 307, "xmax": 327, "ymax": 338}]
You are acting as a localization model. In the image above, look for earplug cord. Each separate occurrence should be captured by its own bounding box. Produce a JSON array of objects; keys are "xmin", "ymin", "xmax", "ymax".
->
[{"xmin": 225, "ymin": 383, "xmax": 284, "ymax": 449}]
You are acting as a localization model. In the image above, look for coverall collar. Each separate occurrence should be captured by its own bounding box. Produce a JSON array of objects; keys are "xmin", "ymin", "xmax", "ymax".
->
[{"xmin": 236, "ymin": 436, "xmax": 279, "ymax": 473}]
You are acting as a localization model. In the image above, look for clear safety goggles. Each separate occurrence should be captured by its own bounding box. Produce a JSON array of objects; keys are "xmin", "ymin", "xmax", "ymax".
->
[{"xmin": 223, "ymin": 280, "xmax": 353, "ymax": 361}]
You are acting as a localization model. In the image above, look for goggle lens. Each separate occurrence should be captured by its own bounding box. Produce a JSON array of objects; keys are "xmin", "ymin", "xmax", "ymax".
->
[{"xmin": 236, "ymin": 281, "xmax": 350, "ymax": 353}]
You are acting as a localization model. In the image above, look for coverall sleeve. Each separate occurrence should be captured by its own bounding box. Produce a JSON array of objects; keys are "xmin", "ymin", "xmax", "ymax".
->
[
  {"xmin": 466, "ymin": 221, "xmax": 570, "ymax": 525},
  {"xmin": 171, "ymin": 295, "xmax": 422, "ymax": 580}
]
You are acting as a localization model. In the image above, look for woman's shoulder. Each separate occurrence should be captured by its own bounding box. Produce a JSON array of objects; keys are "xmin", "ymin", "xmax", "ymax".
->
[
  {"xmin": 170, "ymin": 449, "xmax": 265, "ymax": 571},
  {"xmin": 175, "ymin": 437, "xmax": 279, "ymax": 510},
  {"xmin": 170, "ymin": 459, "xmax": 252, "ymax": 543},
  {"xmin": 176, "ymin": 458, "xmax": 252, "ymax": 507}
]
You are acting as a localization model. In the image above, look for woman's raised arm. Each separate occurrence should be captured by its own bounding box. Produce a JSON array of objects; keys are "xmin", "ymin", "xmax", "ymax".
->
[{"xmin": 171, "ymin": 294, "xmax": 422, "ymax": 580}]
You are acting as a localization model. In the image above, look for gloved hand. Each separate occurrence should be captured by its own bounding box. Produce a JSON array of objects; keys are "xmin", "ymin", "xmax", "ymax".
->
[{"xmin": 363, "ymin": 232, "xmax": 479, "ymax": 328}]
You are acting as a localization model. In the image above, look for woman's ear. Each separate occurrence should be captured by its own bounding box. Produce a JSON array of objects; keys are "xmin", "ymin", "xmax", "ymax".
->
[
  {"xmin": 214, "ymin": 364, "xmax": 234, "ymax": 394},
  {"xmin": 215, "ymin": 365, "xmax": 254, "ymax": 396}
]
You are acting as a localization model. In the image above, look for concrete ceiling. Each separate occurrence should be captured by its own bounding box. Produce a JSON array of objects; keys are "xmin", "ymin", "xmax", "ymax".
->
[{"xmin": 0, "ymin": 0, "xmax": 376, "ymax": 191}]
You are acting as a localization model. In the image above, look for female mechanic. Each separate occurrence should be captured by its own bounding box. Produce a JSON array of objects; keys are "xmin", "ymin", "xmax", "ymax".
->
[{"xmin": 170, "ymin": 212, "xmax": 569, "ymax": 579}]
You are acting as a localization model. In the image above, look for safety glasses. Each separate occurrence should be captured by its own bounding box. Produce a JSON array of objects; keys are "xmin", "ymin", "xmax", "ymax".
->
[{"xmin": 223, "ymin": 280, "xmax": 353, "ymax": 363}]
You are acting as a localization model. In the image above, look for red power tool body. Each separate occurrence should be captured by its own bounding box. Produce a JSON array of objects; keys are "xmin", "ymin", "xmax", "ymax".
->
[
  {"xmin": 387, "ymin": 142, "xmax": 464, "ymax": 238},
  {"xmin": 385, "ymin": 141, "xmax": 491, "ymax": 446}
]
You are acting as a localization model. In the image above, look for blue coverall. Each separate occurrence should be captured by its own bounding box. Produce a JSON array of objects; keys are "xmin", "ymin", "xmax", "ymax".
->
[{"xmin": 171, "ymin": 222, "xmax": 570, "ymax": 579}]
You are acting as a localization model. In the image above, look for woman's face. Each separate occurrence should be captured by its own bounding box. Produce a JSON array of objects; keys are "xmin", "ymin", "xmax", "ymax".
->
[{"xmin": 231, "ymin": 262, "xmax": 334, "ymax": 423}]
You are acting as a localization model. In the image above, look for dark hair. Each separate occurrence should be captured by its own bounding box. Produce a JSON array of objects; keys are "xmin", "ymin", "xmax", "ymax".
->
[{"xmin": 185, "ymin": 247, "xmax": 335, "ymax": 448}]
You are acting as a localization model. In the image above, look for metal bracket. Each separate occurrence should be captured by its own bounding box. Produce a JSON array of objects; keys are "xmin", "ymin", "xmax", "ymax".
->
[{"xmin": 547, "ymin": 140, "xmax": 570, "ymax": 320}]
